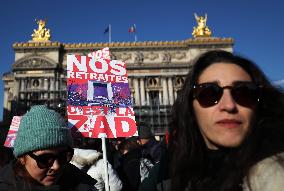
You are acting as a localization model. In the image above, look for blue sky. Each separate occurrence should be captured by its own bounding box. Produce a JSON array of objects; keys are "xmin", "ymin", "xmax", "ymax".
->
[{"xmin": 0, "ymin": 0, "xmax": 283, "ymax": 121}]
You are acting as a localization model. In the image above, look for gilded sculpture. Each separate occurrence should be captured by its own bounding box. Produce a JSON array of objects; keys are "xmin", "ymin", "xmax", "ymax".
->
[
  {"xmin": 192, "ymin": 13, "xmax": 212, "ymax": 38},
  {"xmin": 31, "ymin": 19, "xmax": 51, "ymax": 41}
]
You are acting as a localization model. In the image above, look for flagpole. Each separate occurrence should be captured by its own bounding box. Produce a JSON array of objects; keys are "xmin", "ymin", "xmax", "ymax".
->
[
  {"xmin": 102, "ymin": 137, "xmax": 110, "ymax": 191},
  {"xmin": 109, "ymin": 24, "xmax": 112, "ymax": 43},
  {"xmin": 134, "ymin": 24, "xmax": 137, "ymax": 42}
]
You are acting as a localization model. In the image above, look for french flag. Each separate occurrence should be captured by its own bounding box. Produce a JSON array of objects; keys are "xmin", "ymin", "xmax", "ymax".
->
[
  {"xmin": 128, "ymin": 24, "xmax": 136, "ymax": 33},
  {"xmin": 104, "ymin": 26, "xmax": 109, "ymax": 34}
]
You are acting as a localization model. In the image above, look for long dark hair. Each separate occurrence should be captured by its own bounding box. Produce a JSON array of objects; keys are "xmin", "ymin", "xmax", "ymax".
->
[{"xmin": 168, "ymin": 50, "xmax": 284, "ymax": 190}]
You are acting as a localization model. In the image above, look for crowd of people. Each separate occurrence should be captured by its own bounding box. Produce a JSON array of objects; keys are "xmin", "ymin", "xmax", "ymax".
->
[
  {"xmin": 1, "ymin": 50, "xmax": 284, "ymax": 191},
  {"xmin": 0, "ymin": 105, "xmax": 164, "ymax": 191}
]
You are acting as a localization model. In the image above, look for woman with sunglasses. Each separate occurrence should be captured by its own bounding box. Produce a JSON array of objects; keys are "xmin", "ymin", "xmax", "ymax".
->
[
  {"xmin": 0, "ymin": 105, "xmax": 97, "ymax": 191},
  {"xmin": 139, "ymin": 50, "xmax": 284, "ymax": 191}
]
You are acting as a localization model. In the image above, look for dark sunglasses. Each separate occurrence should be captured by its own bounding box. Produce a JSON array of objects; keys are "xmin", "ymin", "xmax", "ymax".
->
[
  {"xmin": 28, "ymin": 149, "xmax": 74, "ymax": 169},
  {"xmin": 192, "ymin": 82, "xmax": 261, "ymax": 108}
]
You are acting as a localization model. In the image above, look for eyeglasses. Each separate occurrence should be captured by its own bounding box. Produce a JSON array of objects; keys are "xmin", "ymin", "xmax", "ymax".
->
[
  {"xmin": 28, "ymin": 149, "xmax": 74, "ymax": 169},
  {"xmin": 192, "ymin": 82, "xmax": 261, "ymax": 108}
]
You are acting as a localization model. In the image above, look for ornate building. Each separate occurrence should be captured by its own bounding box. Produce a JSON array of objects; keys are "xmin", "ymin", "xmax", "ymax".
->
[{"xmin": 2, "ymin": 16, "xmax": 234, "ymax": 135}]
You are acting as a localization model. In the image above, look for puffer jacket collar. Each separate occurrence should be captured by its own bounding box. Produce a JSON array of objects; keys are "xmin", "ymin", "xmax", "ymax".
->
[{"xmin": 71, "ymin": 148, "xmax": 102, "ymax": 170}]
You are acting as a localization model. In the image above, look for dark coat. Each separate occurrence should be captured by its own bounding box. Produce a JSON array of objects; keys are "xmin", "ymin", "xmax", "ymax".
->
[
  {"xmin": 0, "ymin": 146, "xmax": 14, "ymax": 168},
  {"xmin": 117, "ymin": 148, "xmax": 142, "ymax": 191},
  {"xmin": 141, "ymin": 138, "xmax": 164, "ymax": 164},
  {"xmin": 139, "ymin": 149, "xmax": 227, "ymax": 191},
  {"xmin": 138, "ymin": 151, "xmax": 170, "ymax": 191},
  {"xmin": 0, "ymin": 161, "xmax": 97, "ymax": 191}
]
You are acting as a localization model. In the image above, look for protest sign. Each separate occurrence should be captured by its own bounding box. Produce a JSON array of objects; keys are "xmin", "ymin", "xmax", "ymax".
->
[
  {"xmin": 4, "ymin": 116, "xmax": 22, "ymax": 147},
  {"xmin": 67, "ymin": 47, "xmax": 137, "ymax": 138}
]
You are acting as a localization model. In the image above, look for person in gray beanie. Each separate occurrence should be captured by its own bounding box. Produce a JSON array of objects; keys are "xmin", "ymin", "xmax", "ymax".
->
[
  {"xmin": 137, "ymin": 121, "xmax": 163, "ymax": 164},
  {"xmin": 0, "ymin": 105, "xmax": 97, "ymax": 191}
]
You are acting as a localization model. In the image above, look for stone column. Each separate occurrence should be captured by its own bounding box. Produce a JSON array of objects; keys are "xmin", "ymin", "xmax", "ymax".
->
[
  {"xmin": 146, "ymin": 90, "xmax": 150, "ymax": 105},
  {"xmin": 20, "ymin": 79, "xmax": 24, "ymax": 99},
  {"xmin": 159, "ymin": 90, "xmax": 162, "ymax": 105},
  {"xmin": 128, "ymin": 78, "xmax": 132, "ymax": 89},
  {"xmin": 133, "ymin": 78, "xmax": 140, "ymax": 106},
  {"xmin": 162, "ymin": 78, "xmax": 169, "ymax": 105},
  {"xmin": 3, "ymin": 88, "xmax": 9, "ymax": 110},
  {"xmin": 44, "ymin": 78, "xmax": 48, "ymax": 99},
  {"xmin": 50, "ymin": 78, "xmax": 54, "ymax": 91},
  {"xmin": 40, "ymin": 78, "xmax": 43, "ymax": 89},
  {"xmin": 20, "ymin": 79, "xmax": 23, "ymax": 91},
  {"xmin": 44, "ymin": 78, "xmax": 48, "ymax": 90},
  {"xmin": 50, "ymin": 78, "xmax": 54, "ymax": 99},
  {"xmin": 168, "ymin": 77, "xmax": 174, "ymax": 105},
  {"xmin": 139, "ymin": 78, "xmax": 146, "ymax": 105},
  {"xmin": 14, "ymin": 80, "xmax": 19, "ymax": 100}
]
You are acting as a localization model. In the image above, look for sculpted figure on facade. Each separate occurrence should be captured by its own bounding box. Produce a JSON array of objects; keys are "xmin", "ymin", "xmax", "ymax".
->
[
  {"xmin": 145, "ymin": 52, "xmax": 159, "ymax": 61},
  {"xmin": 192, "ymin": 13, "xmax": 212, "ymax": 38},
  {"xmin": 115, "ymin": 53, "xmax": 131, "ymax": 61},
  {"xmin": 14, "ymin": 57, "xmax": 54, "ymax": 69},
  {"xmin": 162, "ymin": 52, "xmax": 171, "ymax": 64},
  {"xmin": 172, "ymin": 51, "xmax": 186, "ymax": 60},
  {"xmin": 134, "ymin": 52, "xmax": 144, "ymax": 64},
  {"xmin": 31, "ymin": 19, "xmax": 51, "ymax": 41}
]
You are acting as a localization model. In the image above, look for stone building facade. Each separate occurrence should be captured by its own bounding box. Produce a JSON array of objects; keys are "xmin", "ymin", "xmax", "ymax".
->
[{"xmin": 2, "ymin": 20, "xmax": 234, "ymax": 135}]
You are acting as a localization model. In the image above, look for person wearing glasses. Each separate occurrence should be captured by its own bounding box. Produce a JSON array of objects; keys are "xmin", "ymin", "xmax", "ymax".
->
[
  {"xmin": 139, "ymin": 50, "xmax": 284, "ymax": 191},
  {"xmin": 0, "ymin": 105, "xmax": 97, "ymax": 191}
]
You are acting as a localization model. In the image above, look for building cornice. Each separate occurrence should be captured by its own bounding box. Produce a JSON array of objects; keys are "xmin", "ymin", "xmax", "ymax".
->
[
  {"xmin": 64, "ymin": 37, "xmax": 233, "ymax": 49},
  {"xmin": 13, "ymin": 41, "xmax": 61, "ymax": 50},
  {"xmin": 12, "ymin": 37, "xmax": 234, "ymax": 50},
  {"xmin": 2, "ymin": 72, "xmax": 14, "ymax": 81}
]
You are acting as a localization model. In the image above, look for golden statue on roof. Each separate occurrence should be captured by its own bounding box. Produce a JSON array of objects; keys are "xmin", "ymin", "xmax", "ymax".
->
[
  {"xmin": 192, "ymin": 13, "xmax": 212, "ymax": 38},
  {"xmin": 31, "ymin": 19, "xmax": 51, "ymax": 42}
]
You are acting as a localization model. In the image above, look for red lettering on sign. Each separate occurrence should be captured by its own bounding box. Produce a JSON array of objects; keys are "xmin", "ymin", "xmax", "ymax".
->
[
  {"xmin": 91, "ymin": 116, "xmax": 114, "ymax": 138},
  {"xmin": 115, "ymin": 117, "xmax": 136, "ymax": 137},
  {"xmin": 68, "ymin": 115, "xmax": 89, "ymax": 137}
]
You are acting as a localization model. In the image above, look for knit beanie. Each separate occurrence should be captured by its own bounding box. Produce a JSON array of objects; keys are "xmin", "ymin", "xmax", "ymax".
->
[{"xmin": 13, "ymin": 105, "xmax": 73, "ymax": 157}]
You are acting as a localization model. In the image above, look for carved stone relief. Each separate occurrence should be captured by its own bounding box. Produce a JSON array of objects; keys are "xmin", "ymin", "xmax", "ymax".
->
[
  {"xmin": 114, "ymin": 53, "xmax": 132, "ymax": 61},
  {"xmin": 14, "ymin": 57, "xmax": 56, "ymax": 69},
  {"xmin": 134, "ymin": 52, "xmax": 144, "ymax": 64},
  {"xmin": 162, "ymin": 52, "xmax": 171, "ymax": 64},
  {"xmin": 145, "ymin": 52, "xmax": 158, "ymax": 61},
  {"xmin": 171, "ymin": 51, "xmax": 186, "ymax": 60}
]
